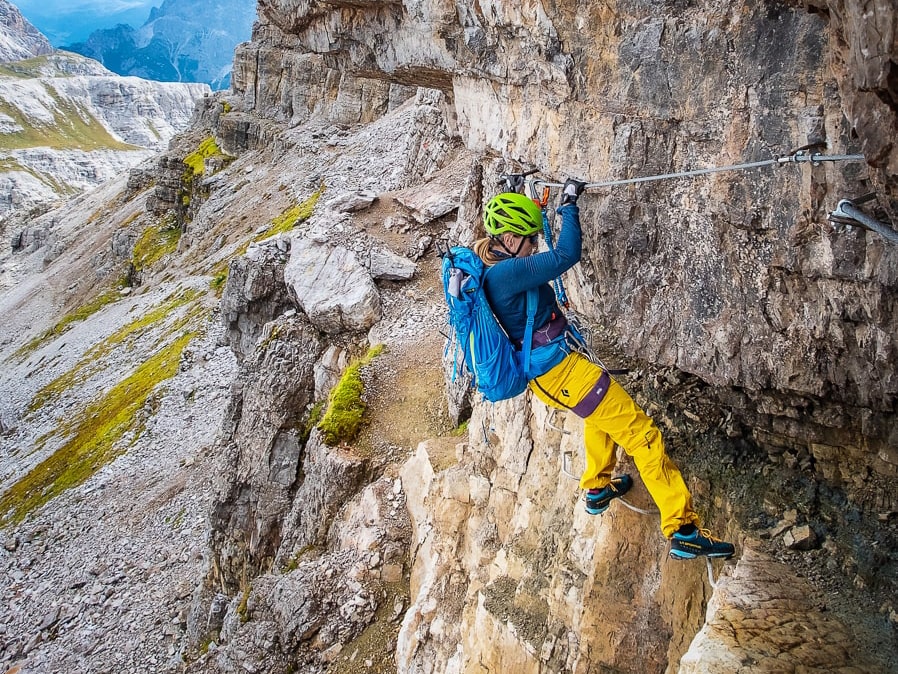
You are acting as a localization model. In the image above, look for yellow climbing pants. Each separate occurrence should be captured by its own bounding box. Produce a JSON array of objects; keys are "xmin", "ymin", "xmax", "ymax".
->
[{"xmin": 530, "ymin": 353, "xmax": 699, "ymax": 538}]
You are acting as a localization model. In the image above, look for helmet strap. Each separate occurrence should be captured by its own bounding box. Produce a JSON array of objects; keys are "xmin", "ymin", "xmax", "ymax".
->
[{"xmin": 489, "ymin": 235, "xmax": 523, "ymax": 259}]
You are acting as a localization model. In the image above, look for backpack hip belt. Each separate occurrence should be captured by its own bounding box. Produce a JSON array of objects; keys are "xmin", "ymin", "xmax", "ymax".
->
[{"xmin": 519, "ymin": 313, "xmax": 569, "ymax": 349}]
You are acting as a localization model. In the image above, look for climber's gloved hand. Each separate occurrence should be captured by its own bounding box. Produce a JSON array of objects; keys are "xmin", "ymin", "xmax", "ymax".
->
[{"xmin": 559, "ymin": 178, "xmax": 587, "ymax": 206}]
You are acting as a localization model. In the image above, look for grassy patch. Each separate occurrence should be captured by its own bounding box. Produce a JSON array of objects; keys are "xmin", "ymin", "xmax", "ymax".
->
[
  {"xmin": 236, "ymin": 583, "xmax": 252, "ymax": 623},
  {"xmin": 132, "ymin": 213, "xmax": 181, "ymax": 271},
  {"xmin": 27, "ymin": 289, "xmax": 202, "ymax": 414},
  {"xmin": 165, "ymin": 507, "xmax": 186, "ymax": 528},
  {"xmin": 0, "ymin": 157, "xmax": 41, "ymax": 179},
  {"xmin": 210, "ymin": 267, "xmax": 228, "ymax": 295},
  {"xmin": 0, "ymin": 158, "xmax": 26, "ymax": 171},
  {"xmin": 0, "ymin": 63, "xmax": 35, "ymax": 79},
  {"xmin": 13, "ymin": 286, "xmax": 125, "ymax": 361},
  {"xmin": 301, "ymin": 401, "xmax": 325, "ymax": 445},
  {"xmin": 146, "ymin": 120, "xmax": 162, "ymax": 141},
  {"xmin": 284, "ymin": 544, "xmax": 324, "ymax": 573},
  {"xmin": 318, "ymin": 345, "xmax": 384, "ymax": 446},
  {"xmin": 0, "ymin": 55, "xmax": 56, "ymax": 79},
  {"xmin": 121, "ymin": 211, "xmax": 141, "ymax": 228},
  {"xmin": 252, "ymin": 186, "xmax": 324, "ymax": 242},
  {"xmin": 0, "ymin": 54, "xmax": 89, "ymax": 79},
  {"xmin": 183, "ymin": 136, "xmax": 230, "ymax": 177},
  {"xmin": 0, "ymin": 87, "xmax": 139, "ymax": 152},
  {"xmin": 450, "ymin": 420, "xmax": 469, "ymax": 436},
  {"xmin": 0, "ymin": 331, "xmax": 196, "ymax": 526}
]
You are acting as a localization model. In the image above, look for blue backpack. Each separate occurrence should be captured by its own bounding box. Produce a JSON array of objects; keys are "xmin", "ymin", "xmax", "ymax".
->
[{"xmin": 442, "ymin": 246, "xmax": 537, "ymax": 402}]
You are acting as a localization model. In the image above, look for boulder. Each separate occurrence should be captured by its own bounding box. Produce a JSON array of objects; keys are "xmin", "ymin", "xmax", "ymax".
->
[
  {"xmin": 783, "ymin": 525, "xmax": 818, "ymax": 551},
  {"xmin": 680, "ymin": 547, "xmax": 869, "ymax": 672},
  {"xmin": 326, "ymin": 190, "xmax": 378, "ymax": 213},
  {"xmin": 368, "ymin": 247, "xmax": 416, "ymax": 281},
  {"xmin": 283, "ymin": 237, "xmax": 381, "ymax": 334},
  {"xmin": 393, "ymin": 158, "xmax": 467, "ymax": 224}
]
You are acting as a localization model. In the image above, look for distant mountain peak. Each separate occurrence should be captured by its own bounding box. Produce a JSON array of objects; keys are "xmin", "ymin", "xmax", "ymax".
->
[
  {"xmin": 0, "ymin": 0, "xmax": 54, "ymax": 63},
  {"xmin": 64, "ymin": 0, "xmax": 256, "ymax": 90}
]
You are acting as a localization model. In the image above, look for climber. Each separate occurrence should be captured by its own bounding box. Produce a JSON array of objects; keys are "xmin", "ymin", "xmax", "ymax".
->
[{"xmin": 474, "ymin": 184, "xmax": 735, "ymax": 560}]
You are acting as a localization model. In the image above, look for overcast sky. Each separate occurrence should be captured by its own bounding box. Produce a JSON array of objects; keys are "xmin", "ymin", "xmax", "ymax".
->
[{"xmin": 15, "ymin": 0, "xmax": 158, "ymax": 45}]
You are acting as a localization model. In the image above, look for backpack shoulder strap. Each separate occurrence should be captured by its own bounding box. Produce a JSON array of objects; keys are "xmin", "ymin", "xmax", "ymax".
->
[{"xmin": 522, "ymin": 288, "xmax": 537, "ymax": 376}]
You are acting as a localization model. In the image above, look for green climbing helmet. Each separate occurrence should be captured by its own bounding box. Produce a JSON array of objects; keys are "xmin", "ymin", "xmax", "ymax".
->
[{"xmin": 483, "ymin": 192, "xmax": 543, "ymax": 237}]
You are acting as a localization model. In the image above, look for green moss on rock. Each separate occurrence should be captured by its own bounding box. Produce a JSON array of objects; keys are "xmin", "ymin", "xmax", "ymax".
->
[
  {"xmin": 132, "ymin": 214, "xmax": 181, "ymax": 271},
  {"xmin": 253, "ymin": 186, "xmax": 324, "ymax": 242},
  {"xmin": 183, "ymin": 136, "xmax": 230, "ymax": 177},
  {"xmin": 318, "ymin": 345, "xmax": 383, "ymax": 446}
]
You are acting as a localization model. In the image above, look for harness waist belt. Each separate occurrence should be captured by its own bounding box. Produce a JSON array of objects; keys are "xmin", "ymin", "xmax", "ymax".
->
[{"xmin": 519, "ymin": 314, "xmax": 569, "ymax": 349}]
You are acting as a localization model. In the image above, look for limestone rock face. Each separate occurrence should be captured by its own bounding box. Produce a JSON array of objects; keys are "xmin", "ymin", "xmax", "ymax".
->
[
  {"xmin": 219, "ymin": 240, "xmax": 294, "ymax": 361},
  {"xmin": 397, "ymin": 400, "xmax": 711, "ymax": 674},
  {"xmin": 283, "ymin": 237, "xmax": 382, "ymax": 334},
  {"xmin": 397, "ymin": 400, "xmax": 893, "ymax": 674},
  {"xmin": 0, "ymin": 0, "xmax": 53, "ymax": 62},
  {"xmin": 208, "ymin": 314, "xmax": 325, "ymax": 591},
  {"xmin": 680, "ymin": 547, "xmax": 877, "ymax": 673},
  {"xmin": 237, "ymin": 1, "xmax": 897, "ymax": 478},
  {"xmin": 0, "ymin": 51, "xmax": 209, "ymax": 216},
  {"xmin": 207, "ymin": 3, "xmax": 898, "ymax": 670},
  {"xmin": 150, "ymin": 2, "xmax": 895, "ymax": 673},
  {"xmin": 817, "ymin": 0, "xmax": 898, "ymax": 225},
  {"xmin": 272, "ymin": 433, "xmax": 368, "ymax": 569},
  {"xmin": 193, "ymin": 472, "xmax": 411, "ymax": 674}
]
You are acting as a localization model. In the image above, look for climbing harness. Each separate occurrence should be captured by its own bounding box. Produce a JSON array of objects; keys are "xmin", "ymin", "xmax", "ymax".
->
[
  {"xmin": 491, "ymin": 151, "xmax": 863, "ymax": 587},
  {"xmin": 532, "ymin": 150, "xmax": 866, "ymax": 190}
]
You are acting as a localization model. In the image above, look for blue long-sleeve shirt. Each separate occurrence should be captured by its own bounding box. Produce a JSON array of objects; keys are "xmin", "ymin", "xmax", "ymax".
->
[{"xmin": 484, "ymin": 203, "xmax": 582, "ymax": 341}]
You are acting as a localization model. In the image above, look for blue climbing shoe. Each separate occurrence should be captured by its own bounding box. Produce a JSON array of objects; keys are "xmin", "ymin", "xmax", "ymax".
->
[
  {"xmin": 669, "ymin": 525, "xmax": 735, "ymax": 560},
  {"xmin": 584, "ymin": 475, "xmax": 633, "ymax": 515}
]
